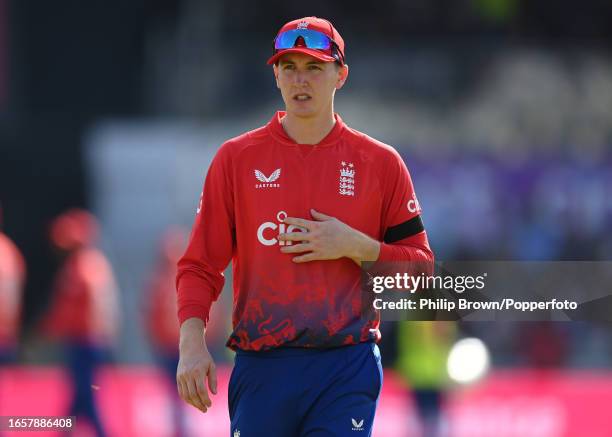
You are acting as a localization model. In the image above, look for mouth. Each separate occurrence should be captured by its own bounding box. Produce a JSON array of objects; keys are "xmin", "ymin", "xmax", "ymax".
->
[{"xmin": 293, "ymin": 93, "xmax": 312, "ymax": 101}]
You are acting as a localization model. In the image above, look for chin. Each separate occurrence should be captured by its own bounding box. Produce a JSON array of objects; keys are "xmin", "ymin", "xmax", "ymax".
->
[{"xmin": 287, "ymin": 104, "xmax": 317, "ymax": 118}]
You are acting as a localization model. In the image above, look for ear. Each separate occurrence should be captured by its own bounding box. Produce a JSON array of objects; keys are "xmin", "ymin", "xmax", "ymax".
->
[
  {"xmin": 336, "ymin": 64, "xmax": 349, "ymax": 90},
  {"xmin": 273, "ymin": 64, "xmax": 280, "ymax": 89}
]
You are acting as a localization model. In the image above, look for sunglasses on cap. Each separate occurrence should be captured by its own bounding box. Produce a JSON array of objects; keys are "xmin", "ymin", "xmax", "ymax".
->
[{"xmin": 272, "ymin": 29, "xmax": 345, "ymax": 64}]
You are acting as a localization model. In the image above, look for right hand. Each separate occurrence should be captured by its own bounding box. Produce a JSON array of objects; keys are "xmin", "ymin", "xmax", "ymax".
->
[{"xmin": 176, "ymin": 320, "xmax": 217, "ymax": 413}]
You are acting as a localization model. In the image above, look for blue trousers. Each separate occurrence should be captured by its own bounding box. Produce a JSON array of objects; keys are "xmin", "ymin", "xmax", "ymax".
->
[
  {"xmin": 66, "ymin": 343, "xmax": 108, "ymax": 437},
  {"xmin": 229, "ymin": 342, "xmax": 383, "ymax": 437}
]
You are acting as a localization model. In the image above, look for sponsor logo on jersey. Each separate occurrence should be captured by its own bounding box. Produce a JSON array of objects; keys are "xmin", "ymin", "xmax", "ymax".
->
[
  {"xmin": 351, "ymin": 418, "xmax": 364, "ymax": 431},
  {"xmin": 257, "ymin": 211, "xmax": 307, "ymax": 246},
  {"xmin": 233, "ymin": 430, "xmax": 240, "ymax": 437},
  {"xmin": 407, "ymin": 192, "xmax": 421, "ymax": 214},
  {"xmin": 254, "ymin": 168, "xmax": 281, "ymax": 189},
  {"xmin": 339, "ymin": 161, "xmax": 355, "ymax": 196}
]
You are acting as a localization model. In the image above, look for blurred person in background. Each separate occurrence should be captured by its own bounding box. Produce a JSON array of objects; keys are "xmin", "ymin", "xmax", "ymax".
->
[
  {"xmin": 0, "ymin": 204, "xmax": 26, "ymax": 364},
  {"xmin": 396, "ymin": 322, "xmax": 456, "ymax": 437},
  {"xmin": 518, "ymin": 322, "xmax": 569, "ymax": 368},
  {"xmin": 176, "ymin": 16, "xmax": 433, "ymax": 436},
  {"xmin": 144, "ymin": 227, "xmax": 189, "ymax": 437},
  {"xmin": 145, "ymin": 227, "xmax": 233, "ymax": 437},
  {"xmin": 42, "ymin": 209, "xmax": 119, "ymax": 437}
]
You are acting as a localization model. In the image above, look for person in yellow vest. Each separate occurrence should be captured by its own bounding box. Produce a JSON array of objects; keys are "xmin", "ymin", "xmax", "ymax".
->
[{"xmin": 395, "ymin": 321, "xmax": 456, "ymax": 437}]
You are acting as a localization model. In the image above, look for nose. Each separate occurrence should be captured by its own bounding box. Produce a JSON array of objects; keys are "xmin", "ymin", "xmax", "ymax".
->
[{"xmin": 293, "ymin": 70, "xmax": 308, "ymax": 86}]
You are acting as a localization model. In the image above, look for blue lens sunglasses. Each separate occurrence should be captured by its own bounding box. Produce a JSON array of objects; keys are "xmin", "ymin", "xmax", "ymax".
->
[{"xmin": 273, "ymin": 29, "xmax": 345, "ymax": 64}]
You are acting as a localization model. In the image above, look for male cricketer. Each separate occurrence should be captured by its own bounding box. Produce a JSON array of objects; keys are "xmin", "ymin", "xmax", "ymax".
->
[{"xmin": 176, "ymin": 16, "xmax": 434, "ymax": 436}]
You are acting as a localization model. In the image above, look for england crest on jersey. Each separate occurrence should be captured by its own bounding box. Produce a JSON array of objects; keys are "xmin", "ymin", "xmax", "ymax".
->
[{"xmin": 339, "ymin": 161, "xmax": 355, "ymax": 196}]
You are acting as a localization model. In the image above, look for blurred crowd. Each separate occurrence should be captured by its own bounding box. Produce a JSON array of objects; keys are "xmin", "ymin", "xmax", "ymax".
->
[
  {"xmin": 0, "ymin": 208, "xmax": 193, "ymax": 435},
  {"xmin": 340, "ymin": 50, "xmax": 612, "ymax": 157}
]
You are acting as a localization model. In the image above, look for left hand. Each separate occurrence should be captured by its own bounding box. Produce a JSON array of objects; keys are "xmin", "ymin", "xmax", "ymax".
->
[{"xmin": 279, "ymin": 209, "xmax": 379, "ymax": 264}]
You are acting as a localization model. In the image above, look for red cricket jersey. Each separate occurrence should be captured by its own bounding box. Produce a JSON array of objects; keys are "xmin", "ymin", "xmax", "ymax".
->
[
  {"xmin": 177, "ymin": 111, "xmax": 433, "ymax": 351},
  {"xmin": 43, "ymin": 248, "xmax": 119, "ymax": 347}
]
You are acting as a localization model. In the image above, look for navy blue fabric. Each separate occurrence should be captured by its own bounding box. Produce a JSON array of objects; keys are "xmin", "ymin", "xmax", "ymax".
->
[
  {"xmin": 228, "ymin": 342, "xmax": 383, "ymax": 436},
  {"xmin": 66, "ymin": 343, "xmax": 109, "ymax": 437},
  {"xmin": 0, "ymin": 347, "xmax": 16, "ymax": 364}
]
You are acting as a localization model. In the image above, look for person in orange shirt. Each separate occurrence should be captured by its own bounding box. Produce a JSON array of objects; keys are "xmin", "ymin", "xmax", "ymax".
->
[
  {"xmin": 0, "ymin": 205, "xmax": 26, "ymax": 364},
  {"xmin": 43, "ymin": 209, "xmax": 119, "ymax": 437}
]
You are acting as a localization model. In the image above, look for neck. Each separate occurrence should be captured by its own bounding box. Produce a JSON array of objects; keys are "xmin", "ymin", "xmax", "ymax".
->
[{"xmin": 281, "ymin": 110, "xmax": 336, "ymax": 145}]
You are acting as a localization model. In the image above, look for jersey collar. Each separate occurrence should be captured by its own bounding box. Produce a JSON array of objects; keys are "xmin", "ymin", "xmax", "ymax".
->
[{"xmin": 267, "ymin": 111, "xmax": 346, "ymax": 147}]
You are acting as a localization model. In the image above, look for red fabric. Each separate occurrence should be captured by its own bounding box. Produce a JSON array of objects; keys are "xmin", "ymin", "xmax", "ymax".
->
[
  {"xmin": 147, "ymin": 264, "xmax": 180, "ymax": 351},
  {"xmin": 177, "ymin": 111, "xmax": 434, "ymax": 351},
  {"xmin": 0, "ymin": 233, "xmax": 25, "ymax": 347},
  {"xmin": 43, "ymin": 248, "xmax": 119, "ymax": 346},
  {"xmin": 146, "ymin": 229, "xmax": 187, "ymax": 352},
  {"xmin": 378, "ymin": 235, "xmax": 433, "ymax": 264}
]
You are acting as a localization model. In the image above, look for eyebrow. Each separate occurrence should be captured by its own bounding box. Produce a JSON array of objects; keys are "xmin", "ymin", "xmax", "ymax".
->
[{"xmin": 279, "ymin": 60, "xmax": 324, "ymax": 66}]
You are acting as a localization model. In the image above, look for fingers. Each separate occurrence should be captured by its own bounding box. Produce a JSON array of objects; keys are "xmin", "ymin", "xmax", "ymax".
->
[
  {"xmin": 280, "ymin": 243, "xmax": 313, "ymax": 253},
  {"xmin": 283, "ymin": 217, "xmax": 315, "ymax": 230},
  {"xmin": 177, "ymin": 377, "xmax": 188, "ymax": 405},
  {"xmin": 310, "ymin": 209, "xmax": 334, "ymax": 220},
  {"xmin": 292, "ymin": 253, "xmax": 319, "ymax": 263},
  {"xmin": 195, "ymin": 374, "xmax": 212, "ymax": 409},
  {"xmin": 279, "ymin": 232, "xmax": 312, "ymax": 242},
  {"xmin": 178, "ymin": 373, "xmax": 207, "ymax": 413},
  {"xmin": 284, "ymin": 210, "xmax": 334, "ymax": 228},
  {"xmin": 177, "ymin": 355, "xmax": 217, "ymax": 414},
  {"xmin": 208, "ymin": 362, "xmax": 218, "ymax": 395},
  {"xmin": 187, "ymin": 376, "xmax": 208, "ymax": 412}
]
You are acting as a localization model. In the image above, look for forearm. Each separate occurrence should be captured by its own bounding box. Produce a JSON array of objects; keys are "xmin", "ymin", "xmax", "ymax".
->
[
  {"xmin": 346, "ymin": 230, "xmax": 381, "ymax": 266},
  {"xmin": 179, "ymin": 317, "xmax": 207, "ymax": 351}
]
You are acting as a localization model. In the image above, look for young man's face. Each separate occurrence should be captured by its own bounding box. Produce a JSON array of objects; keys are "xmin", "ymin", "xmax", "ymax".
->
[{"xmin": 273, "ymin": 52, "xmax": 348, "ymax": 119}]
